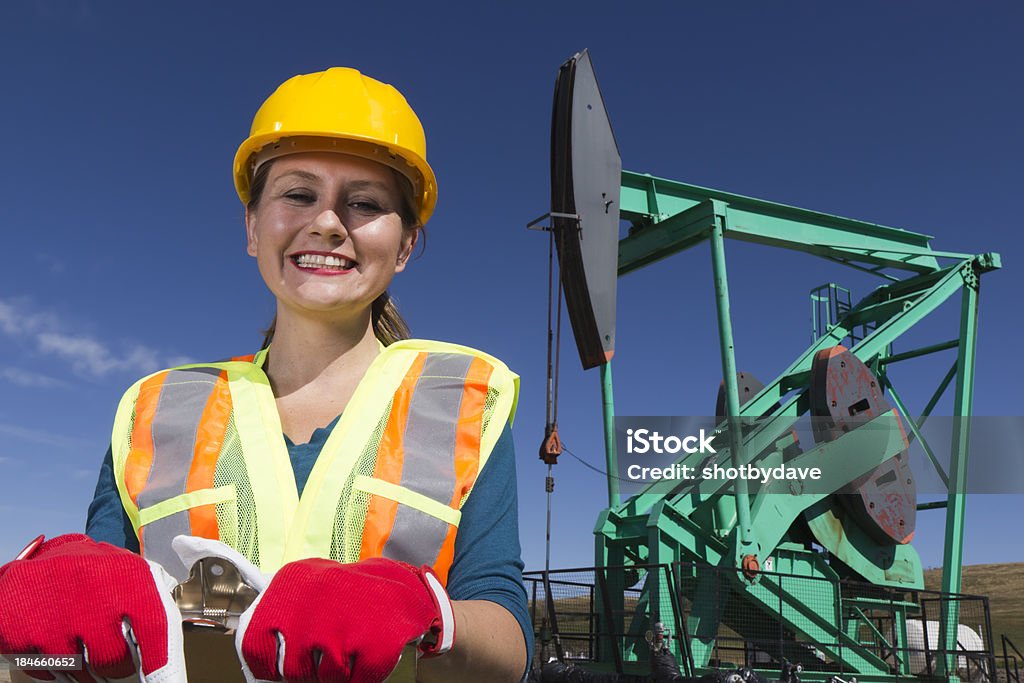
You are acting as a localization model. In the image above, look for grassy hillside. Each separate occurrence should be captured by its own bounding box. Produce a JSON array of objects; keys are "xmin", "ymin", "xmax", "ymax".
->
[{"xmin": 924, "ymin": 563, "xmax": 1024, "ymax": 659}]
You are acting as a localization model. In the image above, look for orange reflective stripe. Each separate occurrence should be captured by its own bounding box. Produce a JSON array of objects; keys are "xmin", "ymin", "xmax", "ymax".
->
[
  {"xmin": 231, "ymin": 354, "xmax": 256, "ymax": 363},
  {"xmin": 434, "ymin": 527, "xmax": 458, "ymax": 585},
  {"xmin": 359, "ymin": 352, "xmax": 428, "ymax": 560},
  {"xmin": 450, "ymin": 357, "xmax": 492, "ymax": 507},
  {"xmin": 378, "ymin": 352, "xmax": 427, "ymax": 486},
  {"xmin": 360, "ymin": 496, "xmax": 399, "ymax": 562},
  {"xmin": 125, "ymin": 372, "xmax": 169, "ymax": 506},
  {"xmin": 186, "ymin": 369, "xmax": 232, "ymax": 539}
]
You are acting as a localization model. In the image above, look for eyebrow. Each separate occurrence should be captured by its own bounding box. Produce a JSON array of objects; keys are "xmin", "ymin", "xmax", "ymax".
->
[
  {"xmin": 345, "ymin": 179, "xmax": 394, "ymax": 192},
  {"xmin": 272, "ymin": 170, "xmax": 321, "ymax": 185},
  {"xmin": 271, "ymin": 172, "xmax": 393, "ymax": 193}
]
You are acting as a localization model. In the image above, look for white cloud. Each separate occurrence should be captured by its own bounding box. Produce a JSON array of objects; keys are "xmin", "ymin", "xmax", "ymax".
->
[
  {"xmin": 0, "ymin": 366, "xmax": 67, "ymax": 389},
  {"xmin": 0, "ymin": 300, "xmax": 27, "ymax": 336},
  {"xmin": 0, "ymin": 298, "xmax": 173, "ymax": 379},
  {"xmin": 37, "ymin": 333, "xmax": 160, "ymax": 377},
  {"xmin": 0, "ymin": 423, "xmax": 89, "ymax": 450},
  {"xmin": 0, "ymin": 299, "xmax": 58, "ymax": 337}
]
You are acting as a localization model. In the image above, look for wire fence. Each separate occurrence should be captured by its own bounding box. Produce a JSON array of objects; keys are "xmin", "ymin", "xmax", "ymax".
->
[{"xmin": 525, "ymin": 562, "xmax": 997, "ymax": 682}]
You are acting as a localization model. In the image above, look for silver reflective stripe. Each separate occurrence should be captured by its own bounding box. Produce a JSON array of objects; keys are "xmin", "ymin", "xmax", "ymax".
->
[
  {"xmin": 138, "ymin": 368, "xmax": 220, "ymax": 579},
  {"xmin": 383, "ymin": 353, "xmax": 473, "ymax": 567},
  {"xmin": 140, "ymin": 515, "xmax": 191, "ymax": 579}
]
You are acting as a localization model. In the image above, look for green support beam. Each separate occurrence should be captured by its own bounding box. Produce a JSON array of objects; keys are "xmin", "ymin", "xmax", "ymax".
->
[
  {"xmin": 709, "ymin": 216, "xmax": 756, "ymax": 567},
  {"xmin": 938, "ymin": 262, "xmax": 981, "ymax": 673},
  {"xmin": 617, "ymin": 171, "xmax": 960, "ymax": 275},
  {"xmin": 617, "ymin": 198, "xmax": 721, "ymax": 274}
]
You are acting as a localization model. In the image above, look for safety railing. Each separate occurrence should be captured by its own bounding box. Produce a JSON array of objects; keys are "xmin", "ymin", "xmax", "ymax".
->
[
  {"xmin": 1003, "ymin": 634, "xmax": 1021, "ymax": 683},
  {"xmin": 526, "ymin": 564, "xmax": 689, "ymax": 675},
  {"xmin": 525, "ymin": 561, "xmax": 997, "ymax": 682}
]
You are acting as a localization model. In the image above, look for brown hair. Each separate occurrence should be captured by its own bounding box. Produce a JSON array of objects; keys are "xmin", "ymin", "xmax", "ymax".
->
[{"xmin": 247, "ymin": 157, "xmax": 423, "ymax": 349}]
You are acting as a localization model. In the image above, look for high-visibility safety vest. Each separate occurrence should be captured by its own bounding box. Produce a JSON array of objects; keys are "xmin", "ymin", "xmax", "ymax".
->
[{"xmin": 110, "ymin": 339, "xmax": 519, "ymax": 585}]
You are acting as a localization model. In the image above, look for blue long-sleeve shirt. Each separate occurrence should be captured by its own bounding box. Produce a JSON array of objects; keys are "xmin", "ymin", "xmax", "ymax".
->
[{"xmin": 86, "ymin": 420, "xmax": 533, "ymax": 676}]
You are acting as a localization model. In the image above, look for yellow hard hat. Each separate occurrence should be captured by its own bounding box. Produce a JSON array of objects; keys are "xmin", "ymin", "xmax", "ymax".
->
[{"xmin": 233, "ymin": 67, "xmax": 437, "ymax": 225}]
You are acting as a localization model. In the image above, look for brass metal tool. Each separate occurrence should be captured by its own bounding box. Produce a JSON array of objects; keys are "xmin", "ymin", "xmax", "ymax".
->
[{"xmin": 173, "ymin": 557, "xmax": 418, "ymax": 682}]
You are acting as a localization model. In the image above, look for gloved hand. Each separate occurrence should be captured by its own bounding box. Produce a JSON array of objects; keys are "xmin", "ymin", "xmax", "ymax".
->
[
  {"xmin": 0, "ymin": 534, "xmax": 186, "ymax": 683},
  {"xmin": 235, "ymin": 557, "xmax": 454, "ymax": 683}
]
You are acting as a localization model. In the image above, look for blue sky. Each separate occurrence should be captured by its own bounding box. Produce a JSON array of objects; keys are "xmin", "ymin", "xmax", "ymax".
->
[{"xmin": 0, "ymin": 2, "xmax": 1021, "ymax": 574}]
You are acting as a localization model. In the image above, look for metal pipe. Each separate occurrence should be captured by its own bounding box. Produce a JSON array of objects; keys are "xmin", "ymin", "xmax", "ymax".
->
[
  {"xmin": 542, "ymin": 464, "xmax": 564, "ymax": 661},
  {"xmin": 600, "ymin": 362, "xmax": 620, "ymax": 508},
  {"xmin": 708, "ymin": 218, "xmax": 754, "ymax": 558},
  {"xmin": 878, "ymin": 339, "xmax": 960, "ymax": 365},
  {"xmin": 545, "ymin": 465, "xmax": 554, "ymax": 575},
  {"xmin": 883, "ymin": 378, "xmax": 949, "ymax": 487},
  {"xmin": 920, "ymin": 361, "xmax": 958, "ymax": 429}
]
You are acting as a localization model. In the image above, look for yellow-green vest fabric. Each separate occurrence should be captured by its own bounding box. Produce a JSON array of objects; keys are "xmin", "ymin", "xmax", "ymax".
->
[{"xmin": 110, "ymin": 339, "xmax": 519, "ymax": 584}]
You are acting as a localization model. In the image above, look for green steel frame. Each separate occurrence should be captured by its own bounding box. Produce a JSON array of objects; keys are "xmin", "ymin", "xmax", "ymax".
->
[{"xmin": 592, "ymin": 170, "xmax": 1001, "ymax": 681}]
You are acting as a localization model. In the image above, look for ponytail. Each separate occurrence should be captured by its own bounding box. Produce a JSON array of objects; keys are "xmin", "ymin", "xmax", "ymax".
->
[{"xmin": 370, "ymin": 291, "xmax": 412, "ymax": 346}]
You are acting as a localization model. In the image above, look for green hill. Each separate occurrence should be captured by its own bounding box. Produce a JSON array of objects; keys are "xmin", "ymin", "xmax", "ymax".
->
[{"xmin": 924, "ymin": 563, "xmax": 1024, "ymax": 659}]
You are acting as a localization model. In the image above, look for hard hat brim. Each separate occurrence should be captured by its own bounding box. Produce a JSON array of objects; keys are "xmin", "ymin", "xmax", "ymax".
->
[{"xmin": 233, "ymin": 131, "xmax": 437, "ymax": 226}]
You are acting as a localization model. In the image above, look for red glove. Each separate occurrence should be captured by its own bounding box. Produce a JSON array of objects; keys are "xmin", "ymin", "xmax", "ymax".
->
[
  {"xmin": 0, "ymin": 534, "xmax": 185, "ymax": 682},
  {"xmin": 236, "ymin": 557, "xmax": 455, "ymax": 683}
]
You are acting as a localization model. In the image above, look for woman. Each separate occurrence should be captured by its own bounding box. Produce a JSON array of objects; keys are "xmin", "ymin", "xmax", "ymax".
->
[{"xmin": 0, "ymin": 67, "xmax": 531, "ymax": 683}]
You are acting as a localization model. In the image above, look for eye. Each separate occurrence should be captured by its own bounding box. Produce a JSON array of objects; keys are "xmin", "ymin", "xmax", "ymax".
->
[
  {"xmin": 349, "ymin": 199, "xmax": 383, "ymax": 213},
  {"xmin": 283, "ymin": 190, "xmax": 316, "ymax": 204}
]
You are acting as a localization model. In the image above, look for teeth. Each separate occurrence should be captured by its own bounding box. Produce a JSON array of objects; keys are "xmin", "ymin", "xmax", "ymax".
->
[{"xmin": 295, "ymin": 254, "xmax": 354, "ymax": 269}]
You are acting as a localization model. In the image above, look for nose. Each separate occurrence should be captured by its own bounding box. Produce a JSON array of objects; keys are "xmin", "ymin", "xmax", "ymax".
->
[{"xmin": 307, "ymin": 209, "xmax": 348, "ymax": 243}]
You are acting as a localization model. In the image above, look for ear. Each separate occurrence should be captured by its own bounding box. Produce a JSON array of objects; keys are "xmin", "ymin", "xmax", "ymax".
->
[
  {"xmin": 245, "ymin": 206, "xmax": 258, "ymax": 257},
  {"xmin": 394, "ymin": 228, "xmax": 420, "ymax": 273}
]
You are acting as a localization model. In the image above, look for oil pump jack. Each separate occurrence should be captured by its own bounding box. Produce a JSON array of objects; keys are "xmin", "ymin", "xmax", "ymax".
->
[{"xmin": 530, "ymin": 49, "xmax": 1002, "ymax": 683}]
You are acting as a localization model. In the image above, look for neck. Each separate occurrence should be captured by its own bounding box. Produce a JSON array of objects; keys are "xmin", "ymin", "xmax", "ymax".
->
[{"xmin": 264, "ymin": 305, "xmax": 381, "ymax": 399}]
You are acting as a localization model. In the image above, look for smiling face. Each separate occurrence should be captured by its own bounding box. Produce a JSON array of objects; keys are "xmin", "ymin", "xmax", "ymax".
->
[{"xmin": 245, "ymin": 152, "xmax": 418, "ymax": 324}]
